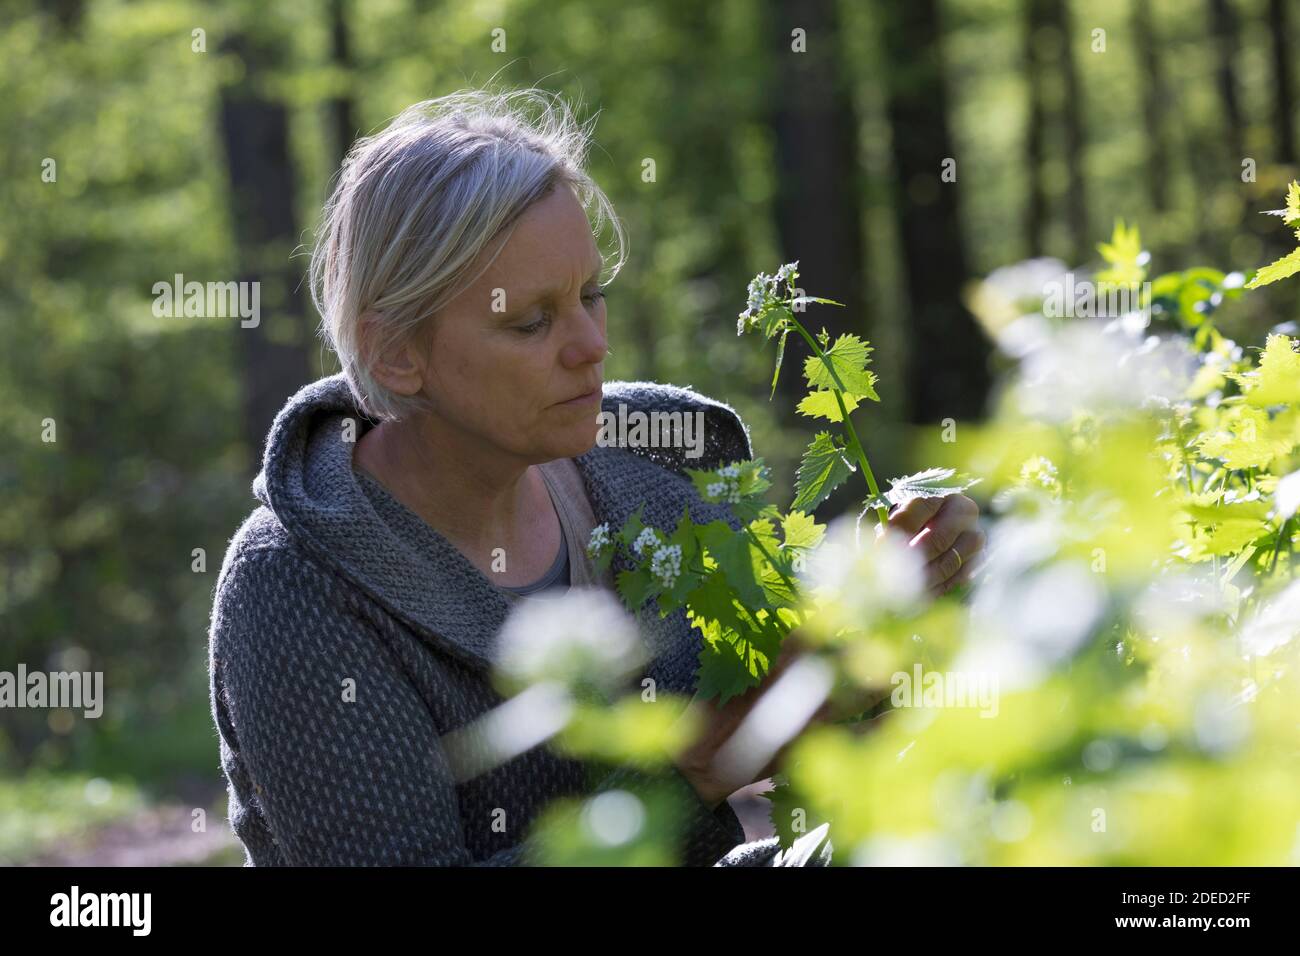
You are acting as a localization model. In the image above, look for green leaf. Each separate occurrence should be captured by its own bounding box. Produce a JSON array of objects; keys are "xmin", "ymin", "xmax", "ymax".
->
[
  {"xmin": 770, "ymin": 328, "xmax": 790, "ymax": 399},
  {"xmin": 713, "ymin": 527, "xmax": 770, "ymax": 610},
  {"xmin": 693, "ymin": 618, "xmax": 759, "ymax": 703},
  {"xmin": 780, "ymin": 510, "xmax": 826, "ymax": 552},
  {"xmin": 1196, "ymin": 407, "xmax": 1294, "ymax": 469},
  {"xmin": 685, "ymin": 568, "xmax": 747, "ymax": 631},
  {"xmin": 1248, "ymin": 184, "xmax": 1300, "ymax": 289},
  {"xmin": 1245, "ymin": 247, "xmax": 1300, "ymax": 289},
  {"xmin": 618, "ymin": 505, "xmax": 646, "ymax": 550},
  {"xmin": 748, "ymin": 516, "xmax": 780, "ymax": 550},
  {"xmin": 691, "ymin": 614, "xmax": 780, "ymax": 704},
  {"xmin": 867, "ymin": 467, "xmax": 982, "ymax": 511},
  {"xmin": 685, "ymin": 459, "xmax": 773, "ymax": 509},
  {"xmin": 789, "ymin": 295, "xmax": 847, "ymax": 309},
  {"xmin": 1096, "ymin": 219, "xmax": 1147, "ymax": 287},
  {"xmin": 802, "ymin": 334, "xmax": 879, "ymax": 399},
  {"xmin": 615, "ymin": 565, "xmax": 655, "ymax": 610},
  {"xmin": 696, "ymin": 518, "xmax": 740, "ymax": 555},
  {"xmin": 763, "ymin": 780, "xmax": 825, "ymax": 851},
  {"xmin": 761, "ymin": 305, "xmax": 792, "ymax": 341},
  {"xmin": 590, "ymin": 538, "xmax": 614, "ymax": 575},
  {"xmin": 1179, "ymin": 498, "xmax": 1271, "ymax": 560},
  {"xmin": 796, "ymin": 389, "xmax": 863, "ymax": 422},
  {"xmin": 1261, "ymin": 181, "xmax": 1300, "ymax": 224},
  {"xmin": 656, "ymin": 507, "xmax": 704, "ymax": 608},
  {"xmin": 792, "ymin": 432, "xmax": 856, "ymax": 512},
  {"xmin": 1237, "ymin": 334, "xmax": 1300, "ymax": 406}
]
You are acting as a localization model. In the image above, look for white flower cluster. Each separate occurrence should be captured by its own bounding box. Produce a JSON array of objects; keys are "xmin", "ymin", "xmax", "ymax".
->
[
  {"xmin": 737, "ymin": 261, "xmax": 800, "ymax": 335},
  {"xmin": 632, "ymin": 526, "xmax": 662, "ymax": 557},
  {"xmin": 704, "ymin": 462, "xmax": 744, "ymax": 503},
  {"xmin": 650, "ymin": 543, "xmax": 683, "ymax": 589},
  {"xmin": 587, "ymin": 522, "xmax": 611, "ymax": 558},
  {"xmin": 1017, "ymin": 455, "xmax": 1061, "ymax": 494}
]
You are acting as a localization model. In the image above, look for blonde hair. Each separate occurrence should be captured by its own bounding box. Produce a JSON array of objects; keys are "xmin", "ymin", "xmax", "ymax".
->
[{"xmin": 309, "ymin": 86, "xmax": 626, "ymax": 421}]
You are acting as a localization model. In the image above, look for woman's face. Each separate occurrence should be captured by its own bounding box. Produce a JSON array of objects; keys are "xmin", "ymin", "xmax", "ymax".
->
[{"xmin": 417, "ymin": 184, "xmax": 609, "ymax": 463}]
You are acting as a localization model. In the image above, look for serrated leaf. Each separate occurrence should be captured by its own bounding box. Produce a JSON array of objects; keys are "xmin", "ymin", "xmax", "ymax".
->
[
  {"xmin": 712, "ymin": 526, "xmax": 770, "ymax": 610},
  {"xmin": 803, "ymin": 334, "xmax": 879, "ymax": 399},
  {"xmin": 792, "ymin": 432, "xmax": 856, "ymax": 512},
  {"xmin": 759, "ymin": 564, "xmax": 801, "ymax": 607},
  {"xmin": 789, "ymin": 295, "xmax": 847, "ymax": 309},
  {"xmin": 1182, "ymin": 498, "xmax": 1272, "ymax": 525},
  {"xmin": 590, "ymin": 538, "xmax": 614, "ymax": 575},
  {"xmin": 780, "ymin": 510, "xmax": 826, "ymax": 552},
  {"xmin": 1245, "ymin": 247, "xmax": 1300, "ymax": 289},
  {"xmin": 1236, "ymin": 334, "xmax": 1300, "ymax": 406},
  {"xmin": 1096, "ymin": 219, "xmax": 1147, "ymax": 287},
  {"xmin": 1177, "ymin": 501, "xmax": 1271, "ymax": 560},
  {"xmin": 615, "ymin": 566, "xmax": 655, "ymax": 610},
  {"xmin": 691, "ymin": 614, "xmax": 780, "ymax": 704},
  {"xmin": 761, "ymin": 304, "xmax": 792, "ymax": 340},
  {"xmin": 763, "ymin": 780, "xmax": 824, "ymax": 851},
  {"xmin": 1263, "ymin": 181, "xmax": 1300, "ymax": 224},
  {"xmin": 748, "ymin": 516, "xmax": 780, "ymax": 550},
  {"xmin": 618, "ymin": 504, "xmax": 646, "ymax": 549},
  {"xmin": 796, "ymin": 389, "xmax": 863, "ymax": 421},
  {"xmin": 685, "ymin": 567, "xmax": 747, "ymax": 631},
  {"xmin": 1196, "ymin": 406, "xmax": 1294, "ymax": 469},
  {"xmin": 770, "ymin": 328, "xmax": 790, "ymax": 399},
  {"xmin": 684, "ymin": 458, "xmax": 772, "ymax": 505},
  {"xmin": 655, "ymin": 507, "xmax": 704, "ymax": 607},
  {"xmin": 867, "ymin": 466, "xmax": 982, "ymax": 511},
  {"xmin": 693, "ymin": 619, "xmax": 759, "ymax": 704}
]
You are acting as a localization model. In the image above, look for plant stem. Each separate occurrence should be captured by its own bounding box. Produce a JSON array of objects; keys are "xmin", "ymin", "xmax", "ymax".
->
[
  {"xmin": 786, "ymin": 316, "xmax": 892, "ymax": 526},
  {"xmin": 1267, "ymin": 515, "xmax": 1291, "ymax": 577}
]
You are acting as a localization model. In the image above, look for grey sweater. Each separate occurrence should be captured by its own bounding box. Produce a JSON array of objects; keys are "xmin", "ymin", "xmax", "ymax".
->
[{"xmin": 207, "ymin": 372, "xmax": 798, "ymax": 866}]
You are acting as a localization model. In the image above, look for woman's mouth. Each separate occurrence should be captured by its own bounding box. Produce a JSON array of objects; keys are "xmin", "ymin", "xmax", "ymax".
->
[{"xmin": 557, "ymin": 386, "xmax": 602, "ymax": 407}]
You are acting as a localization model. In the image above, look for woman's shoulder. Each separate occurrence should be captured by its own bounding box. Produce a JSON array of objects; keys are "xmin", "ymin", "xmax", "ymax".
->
[
  {"xmin": 209, "ymin": 505, "xmax": 340, "ymax": 640},
  {"xmin": 598, "ymin": 379, "xmax": 754, "ymax": 475}
]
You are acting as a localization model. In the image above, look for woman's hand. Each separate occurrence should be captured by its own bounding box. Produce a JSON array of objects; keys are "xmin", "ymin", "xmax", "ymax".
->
[
  {"xmin": 670, "ymin": 495, "xmax": 986, "ymax": 808},
  {"xmin": 669, "ymin": 635, "xmax": 830, "ymax": 808},
  {"xmin": 879, "ymin": 493, "xmax": 985, "ymax": 599}
]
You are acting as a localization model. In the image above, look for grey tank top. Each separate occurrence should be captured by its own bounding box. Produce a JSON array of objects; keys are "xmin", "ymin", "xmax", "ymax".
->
[{"xmin": 500, "ymin": 457, "xmax": 609, "ymax": 602}]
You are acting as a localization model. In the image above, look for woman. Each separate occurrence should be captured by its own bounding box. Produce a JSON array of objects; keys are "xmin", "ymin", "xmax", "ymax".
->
[{"xmin": 207, "ymin": 87, "xmax": 985, "ymax": 867}]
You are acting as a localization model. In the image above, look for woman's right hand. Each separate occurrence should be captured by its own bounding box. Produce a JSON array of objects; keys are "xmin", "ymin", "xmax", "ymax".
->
[{"xmin": 668, "ymin": 635, "xmax": 835, "ymax": 808}]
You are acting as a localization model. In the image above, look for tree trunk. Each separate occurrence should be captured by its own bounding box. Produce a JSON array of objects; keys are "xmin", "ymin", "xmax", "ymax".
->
[
  {"xmin": 1268, "ymin": 0, "xmax": 1296, "ymax": 166},
  {"xmin": 217, "ymin": 32, "xmax": 312, "ymax": 471},
  {"xmin": 330, "ymin": 0, "xmax": 361, "ymax": 167},
  {"xmin": 1208, "ymin": 0, "xmax": 1246, "ymax": 172},
  {"xmin": 765, "ymin": 0, "xmax": 874, "ymax": 517},
  {"xmin": 1042, "ymin": 0, "xmax": 1088, "ymax": 264},
  {"xmin": 1130, "ymin": 0, "xmax": 1171, "ymax": 212},
  {"xmin": 767, "ymin": 0, "xmax": 865, "ymax": 417},
  {"xmin": 879, "ymin": 0, "xmax": 990, "ymax": 425},
  {"xmin": 1023, "ymin": 0, "xmax": 1049, "ymax": 253}
]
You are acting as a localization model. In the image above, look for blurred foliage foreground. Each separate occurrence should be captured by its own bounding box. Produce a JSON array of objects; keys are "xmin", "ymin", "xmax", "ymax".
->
[{"xmin": 486, "ymin": 196, "xmax": 1300, "ymax": 866}]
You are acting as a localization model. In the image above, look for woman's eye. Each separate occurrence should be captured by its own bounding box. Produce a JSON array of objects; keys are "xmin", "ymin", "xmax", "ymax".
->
[
  {"xmin": 517, "ymin": 313, "xmax": 552, "ymax": 335},
  {"xmin": 516, "ymin": 291, "xmax": 604, "ymax": 334}
]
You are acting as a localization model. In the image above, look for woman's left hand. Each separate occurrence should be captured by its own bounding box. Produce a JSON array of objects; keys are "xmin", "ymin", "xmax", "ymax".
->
[{"xmin": 879, "ymin": 493, "xmax": 985, "ymax": 598}]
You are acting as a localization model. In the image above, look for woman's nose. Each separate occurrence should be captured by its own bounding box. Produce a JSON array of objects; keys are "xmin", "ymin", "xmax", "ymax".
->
[{"xmin": 559, "ymin": 309, "xmax": 607, "ymax": 368}]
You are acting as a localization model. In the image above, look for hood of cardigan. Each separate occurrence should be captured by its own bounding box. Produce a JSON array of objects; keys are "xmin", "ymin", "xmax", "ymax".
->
[{"xmin": 248, "ymin": 372, "xmax": 752, "ymax": 672}]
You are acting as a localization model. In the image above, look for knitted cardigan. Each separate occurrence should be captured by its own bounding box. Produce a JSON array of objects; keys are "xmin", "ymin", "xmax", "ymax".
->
[{"xmin": 207, "ymin": 372, "xmax": 796, "ymax": 866}]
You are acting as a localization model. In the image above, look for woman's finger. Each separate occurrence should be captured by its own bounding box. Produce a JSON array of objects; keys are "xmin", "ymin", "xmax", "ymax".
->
[
  {"xmin": 908, "ymin": 494, "xmax": 979, "ymax": 564},
  {"xmin": 881, "ymin": 495, "xmax": 946, "ymax": 539},
  {"xmin": 924, "ymin": 526, "xmax": 985, "ymax": 593}
]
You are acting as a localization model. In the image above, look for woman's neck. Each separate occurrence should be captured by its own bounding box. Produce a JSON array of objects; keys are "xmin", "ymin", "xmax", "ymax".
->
[{"xmin": 352, "ymin": 413, "xmax": 559, "ymax": 578}]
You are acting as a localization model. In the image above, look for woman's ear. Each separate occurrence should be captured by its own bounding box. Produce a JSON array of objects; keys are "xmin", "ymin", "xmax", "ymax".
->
[{"xmin": 359, "ymin": 311, "xmax": 427, "ymax": 399}]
